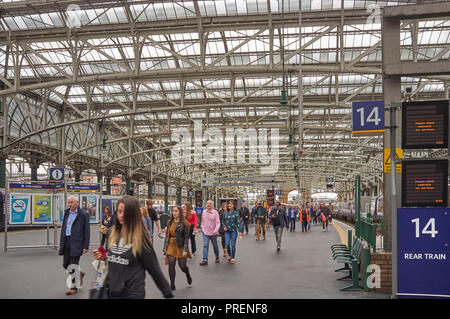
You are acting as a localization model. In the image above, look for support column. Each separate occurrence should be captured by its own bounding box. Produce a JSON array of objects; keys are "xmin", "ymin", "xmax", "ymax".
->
[
  {"xmin": 164, "ymin": 183, "xmax": 169, "ymax": 215},
  {"xmin": 147, "ymin": 181, "xmax": 153, "ymax": 199},
  {"xmin": 29, "ymin": 162, "xmax": 39, "ymax": 182},
  {"xmin": 202, "ymin": 186, "xmax": 207, "ymax": 208},
  {"xmin": 74, "ymin": 168, "xmax": 82, "ymax": 183},
  {"xmin": 126, "ymin": 179, "xmax": 131, "ymax": 195},
  {"xmin": 105, "ymin": 177, "xmax": 111, "ymax": 195},
  {"xmin": 177, "ymin": 187, "xmax": 182, "ymax": 206},
  {"xmin": 382, "ymin": 16, "xmax": 402, "ymax": 253},
  {"xmin": 0, "ymin": 156, "xmax": 6, "ymax": 189}
]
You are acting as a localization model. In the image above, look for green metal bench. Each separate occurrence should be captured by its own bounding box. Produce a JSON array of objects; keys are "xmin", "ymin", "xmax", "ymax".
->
[
  {"xmin": 335, "ymin": 238, "xmax": 364, "ymax": 291},
  {"xmin": 331, "ymin": 231, "xmax": 356, "ymax": 255},
  {"xmin": 331, "ymin": 230, "xmax": 355, "ymax": 272}
]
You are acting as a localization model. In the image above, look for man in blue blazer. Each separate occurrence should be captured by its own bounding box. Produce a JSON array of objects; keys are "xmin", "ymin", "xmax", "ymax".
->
[{"xmin": 59, "ymin": 195, "xmax": 90, "ymax": 295}]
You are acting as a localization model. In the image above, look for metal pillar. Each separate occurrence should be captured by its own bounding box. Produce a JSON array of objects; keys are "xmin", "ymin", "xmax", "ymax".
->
[
  {"xmin": 177, "ymin": 187, "xmax": 182, "ymax": 206},
  {"xmin": 202, "ymin": 186, "xmax": 206, "ymax": 208},
  {"xmin": 390, "ymin": 104, "xmax": 399, "ymax": 299},
  {"xmin": 355, "ymin": 174, "xmax": 361, "ymax": 238},
  {"xmin": 126, "ymin": 179, "xmax": 131, "ymax": 195},
  {"xmin": 105, "ymin": 177, "xmax": 111, "ymax": 195},
  {"xmin": 164, "ymin": 183, "xmax": 169, "ymax": 215},
  {"xmin": 0, "ymin": 157, "xmax": 5, "ymax": 189},
  {"xmin": 147, "ymin": 181, "xmax": 153, "ymax": 199},
  {"xmin": 30, "ymin": 163, "xmax": 39, "ymax": 181},
  {"xmin": 382, "ymin": 16, "xmax": 402, "ymax": 254}
]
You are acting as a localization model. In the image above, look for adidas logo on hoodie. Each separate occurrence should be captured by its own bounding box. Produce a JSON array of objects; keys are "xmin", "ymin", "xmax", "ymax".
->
[{"xmin": 108, "ymin": 254, "xmax": 129, "ymax": 265}]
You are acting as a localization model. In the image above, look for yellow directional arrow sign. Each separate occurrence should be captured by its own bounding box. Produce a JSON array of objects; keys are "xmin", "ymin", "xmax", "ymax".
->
[{"xmin": 384, "ymin": 148, "xmax": 403, "ymax": 173}]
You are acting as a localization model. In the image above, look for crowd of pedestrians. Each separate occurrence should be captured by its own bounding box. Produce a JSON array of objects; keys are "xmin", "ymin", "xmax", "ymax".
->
[{"xmin": 61, "ymin": 194, "xmax": 334, "ymax": 299}]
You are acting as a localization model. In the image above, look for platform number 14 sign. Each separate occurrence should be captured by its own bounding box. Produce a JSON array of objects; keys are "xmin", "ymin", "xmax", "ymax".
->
[
  {"xmin": 352, "ymin": 100, "xmax": 384, "ymax": 137},
  {"xmin": 411, "ymin": 218, "xmax": 438, "ymax": 238}
]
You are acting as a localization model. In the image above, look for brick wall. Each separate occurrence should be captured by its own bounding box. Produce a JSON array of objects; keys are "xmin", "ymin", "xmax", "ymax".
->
[{"xmin": 369, "ymin": 252, "xmax": 392, "ymax": 292}]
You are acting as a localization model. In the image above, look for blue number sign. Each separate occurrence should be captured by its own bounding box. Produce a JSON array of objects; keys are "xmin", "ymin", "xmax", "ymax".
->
[
  {"xmin": 398, "ymin": 208, "xmax": 450, "ymax": 298},
  {"xmin": 352, "ymin": 100, "xmax": 384, "ymax": 136}
]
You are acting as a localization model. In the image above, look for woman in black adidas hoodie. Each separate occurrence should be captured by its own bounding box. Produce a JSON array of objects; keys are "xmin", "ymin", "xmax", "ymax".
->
[{"xmin": 93, "ymin": 195, "xmax": 173, "ymax": 299}]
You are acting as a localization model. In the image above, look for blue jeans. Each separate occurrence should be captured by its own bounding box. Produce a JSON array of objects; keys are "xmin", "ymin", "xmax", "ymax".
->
[
  {"xmin": 202, "ymin": 234, "xmax": 219, "ymax": 261},
  {"xmin": 225, "ymin": 231, "xmax": 238, "ymax": 258}
]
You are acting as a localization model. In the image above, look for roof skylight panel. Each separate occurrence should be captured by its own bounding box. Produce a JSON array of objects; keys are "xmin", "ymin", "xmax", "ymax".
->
[
  {"xmin": 106, "ymin": 8, "xmax": 121, "ymax": 24},
  {"xmin": 15, "ymin": 16, "xmax": 30, "ymax": 29},
  {"xmin": 172, "ymin": 3, "xmax": 188, "ymax": 19},
  {"xmin": 153, "ymin": 2, "xmax": 168, "ymax": 21},
  {"xmin": 3, "ymin": 17, "xmax": 18, "ymax": 31},
  {"xmin": 211, "ymin": 0, "xmax": 225, "ymax": 16},
  {"xmin": 144, "ymin": 5, "xmax": 157, "ymax": 21},
  {"xmin": 160, "ymin": 2, "xmax": 175, "ymax": 19}
]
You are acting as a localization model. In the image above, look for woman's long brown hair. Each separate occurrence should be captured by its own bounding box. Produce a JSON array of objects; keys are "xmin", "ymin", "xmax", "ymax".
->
[
  {"xmin": 170, "ymin": 206, "xmax": 190, "ymax": 228},
  {"xmin": 184, "ymin": 202, "xmax": 193, "ymax": 219},
  {"xmin": 108, "ymin": 195, "xmax": 152, "ymax": 257}
]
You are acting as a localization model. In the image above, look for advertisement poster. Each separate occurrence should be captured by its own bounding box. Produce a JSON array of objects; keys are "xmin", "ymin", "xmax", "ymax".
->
[
  {"xmin": 80, "ymin": 194, "xmax": 98, "ymax": 223},
  {"xmin": 32, "ymin": 194, "xmax": 52, "ymax": 224},
  {"xmin": 101, "ymin": 196, "xmax": 120, "ymax": 223},
  {"xmin": 53, "ymin": 193, "xmax": 66, "ymax": 224},
  {"xmin": 9, "ymin": 194, "xmax": 31, "ymax": 224},
  {"xmin": 101, "ymin": 198, "xmax": 112, "ymax": 221}
]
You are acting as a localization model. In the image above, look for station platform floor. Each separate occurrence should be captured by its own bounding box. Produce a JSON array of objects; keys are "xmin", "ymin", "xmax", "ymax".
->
[{"xmin": 0, "ymin": 221, "xmax": 390, "ymax": 299}]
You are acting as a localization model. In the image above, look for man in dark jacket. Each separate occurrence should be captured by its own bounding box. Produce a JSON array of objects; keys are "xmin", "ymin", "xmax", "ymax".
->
[
  {"xmin": 269, "ymin": 202, "xmax": 289, "ymax": 251},
  {"xmin": 59, "ymin": 195, "xmax": 90, "ymax": 295},
  {"xmin": 255, "ymin": 202, "xmax": 267, "ymax": 241},
  {"xmin": 146, "ymin": 199, "xmax": 162, "ymax": 239},
  {"xmin": 239, "ymin": 203, "xmax": 250, "ymax": 235}
]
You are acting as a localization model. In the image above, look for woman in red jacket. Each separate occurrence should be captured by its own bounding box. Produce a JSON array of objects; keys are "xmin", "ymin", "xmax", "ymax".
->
[{"xmin": 183, "ymin": 202, "xmax": 198, "ymax": 257}]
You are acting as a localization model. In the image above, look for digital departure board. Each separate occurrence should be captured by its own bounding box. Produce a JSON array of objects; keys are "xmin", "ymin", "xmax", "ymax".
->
[
  {"xmin": 401, "ymin": 159, "xmax": 448, "ymax": 207},
  {"xmin": 402, "ymin": 100, "xmax": 449, "ymax": 149}
]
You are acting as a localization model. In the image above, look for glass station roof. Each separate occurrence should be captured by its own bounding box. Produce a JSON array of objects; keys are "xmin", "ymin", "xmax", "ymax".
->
[{"xmin": 0, "ymin": 0, "xmax": 448, "ymax": 190}]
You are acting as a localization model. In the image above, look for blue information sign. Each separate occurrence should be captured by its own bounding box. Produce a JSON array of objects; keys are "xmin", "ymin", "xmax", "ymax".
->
[
  {"xmin": 9, "ymin": 183, "xmax": 56, "ymax": 191},
  {"xmin": 187, "ymin": 191, "xmax": 195, "ymax": 197},
  {"xmin": 352, "ymin": 100, "xmax": 384, "ymax": 136},
  {"xmin": 398, "ymin": 208, "xmax": 450, "ymax": 298},
  {"xmin": 49, "ymin": 168, "xmax": 64, "ymax": 182},
  {"xmin": 67, "ymin": 184, "xmax": 100, "ymax": 192}
]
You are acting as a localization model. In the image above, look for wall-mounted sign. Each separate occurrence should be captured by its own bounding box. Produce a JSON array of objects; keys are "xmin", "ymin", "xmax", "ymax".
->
[
  {"xmin": 67, "ymin": 184, "xmax": 100, "ymax": 192},
  {"xmin": 398, "ymin": 207, "xmax": 450, "ymax": 298},
  {"xmin": 49, "ymin": 168, "xmax": 64, "ymax": 182},
  {"xmin": 402, "ymin": 100, "xmax": 449, "ymax": 149},
  {"xmin": 401, "ymin": 159, "xmax": 448, "ymax": 207},
  {"xmin": 384, "ymin": 148, "xmax": 403, "ymax": 173},
  {"xmin": 32, "ymin": 194, "xmax": 52, "ymax": 224},
  {"xmin": 9, "ymin": 194, "xmax": 31, "ymax": 225},
  {"xmin": 352, "ymin": 100, "xmax": 385, "ymax": 137}
]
